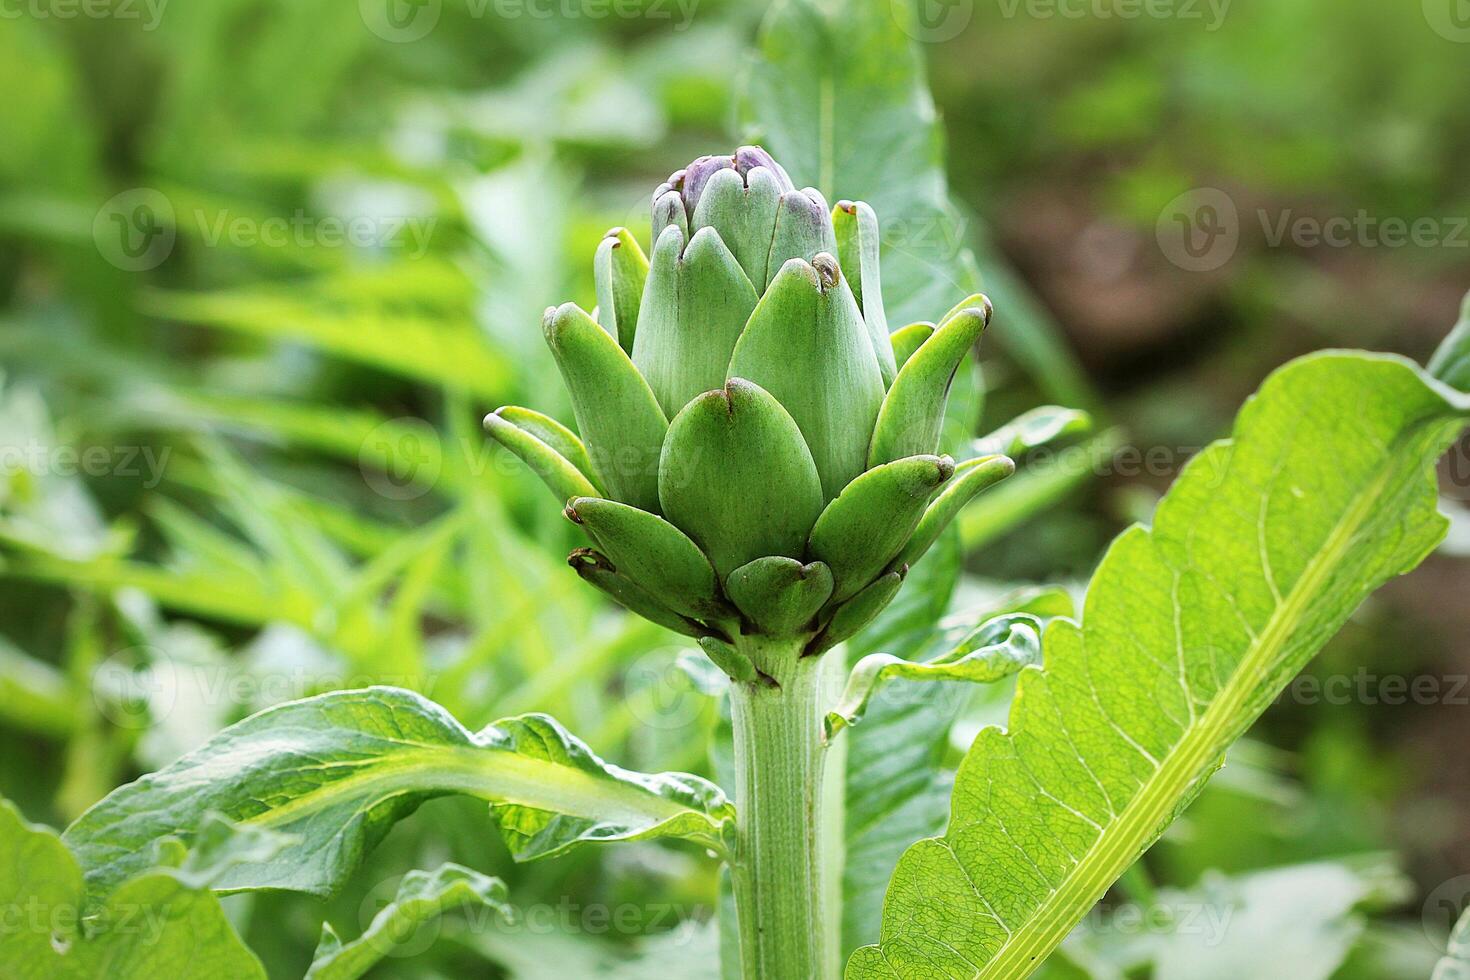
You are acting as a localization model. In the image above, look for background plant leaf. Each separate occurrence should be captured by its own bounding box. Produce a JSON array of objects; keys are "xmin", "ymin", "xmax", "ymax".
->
[
  {"xmin": 306, "ymin": 863, "xmax": 513, "ymax": 980},
  {"xmin": 0, "ymin": 799, "xmax": 271, "ymax": 979},
  {"xmin": 740, "ymin": 0, "xmax": 1093, "ymax": 408}
]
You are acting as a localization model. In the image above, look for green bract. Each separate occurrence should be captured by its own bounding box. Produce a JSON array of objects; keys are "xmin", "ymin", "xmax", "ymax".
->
[{"xmin": 487, "ymin": 147, "xmax": 1012, "ymax": 668}]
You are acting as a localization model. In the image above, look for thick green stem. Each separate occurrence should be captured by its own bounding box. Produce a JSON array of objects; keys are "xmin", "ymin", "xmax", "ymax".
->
[{"xmin": 729, "ymin": 642, "xmax": 834, "ymax": 980}]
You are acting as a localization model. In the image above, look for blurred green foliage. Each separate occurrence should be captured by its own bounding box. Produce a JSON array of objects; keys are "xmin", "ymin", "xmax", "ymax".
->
[{"xmin": 1, "ymin": 0, "xmax": 1467, "ymax": 975}]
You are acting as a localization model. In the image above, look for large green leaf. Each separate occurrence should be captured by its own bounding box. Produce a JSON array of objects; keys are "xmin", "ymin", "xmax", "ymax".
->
[
  {"xmin": 849, "ymin": 352, "xmax": 1470, "ymax": 978},
  {"xmin": 741, "ymin": 0, "xmax": 1093, "ymax": 408},
  {"xmin": 63, "ymin": 687, "xmax": 733, "ymax": 908},
  {"xmin": 0, "ymin": 802, "xmax": 280, "ymax": 979},
  {"xmin": 741, "ymin": 0, "xmax": 966, "ymax": 325}
]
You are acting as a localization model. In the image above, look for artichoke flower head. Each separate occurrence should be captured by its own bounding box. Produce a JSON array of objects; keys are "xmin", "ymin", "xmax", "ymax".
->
[{"xmin": 486, "ymin": 147, "xmax": 1013, "ymax": 674}]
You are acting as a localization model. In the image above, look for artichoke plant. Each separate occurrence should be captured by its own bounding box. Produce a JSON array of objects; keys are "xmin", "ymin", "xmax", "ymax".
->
[
  {"xmin": 486, "ymin": 148, "xmax": 1014, "ymax": 976},
  {"xmin": 484, "ymin": 146, "xmax": 1014, "ymax": 685}
]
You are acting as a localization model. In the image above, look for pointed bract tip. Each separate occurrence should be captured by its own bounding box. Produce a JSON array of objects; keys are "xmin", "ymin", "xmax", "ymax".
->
[
  {"xmin": 567, "ymin": 547, "xmax": 611, "ymax": 572},
  {"xmin": 812, "ymin": 252, "xmax": 840, "ymax": 291},
  {"xmin": 541, "ymin": 301, "xmax": 586, "ymax": 342},
  {"xmin": 772, "ymin": 255, "xmax": 822, "ymax": 291},
  {"xmin": 978, "ymin": 294, "xmax": 995, "ymax": 325}
]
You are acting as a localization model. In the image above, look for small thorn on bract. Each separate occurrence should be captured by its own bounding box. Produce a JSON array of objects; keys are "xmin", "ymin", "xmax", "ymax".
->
[
  {"xmin": 813, "ymin": 252, "xmax": 840, "ymax": 290},
  {"xmin": 977, "ymin": 294, "xmax": 995, "ymax": 326},
  {"xmin": 568, "ymin": 547, "xmax": 617, "ymax": 575}
]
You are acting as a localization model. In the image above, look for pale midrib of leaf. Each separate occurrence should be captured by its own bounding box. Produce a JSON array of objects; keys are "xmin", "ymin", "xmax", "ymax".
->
[
  {"xmin": 975, "ymin": 454, "xmax": 1401, "ymax": 978},
  {"xmin": 240, "ymin": 744, "xmax": 698, "ymax": 839}
]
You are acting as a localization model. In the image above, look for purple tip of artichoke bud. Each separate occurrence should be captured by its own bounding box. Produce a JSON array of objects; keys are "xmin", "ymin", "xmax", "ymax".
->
[
  {"xmin": 679, "ymin": 155, "xmax": 735, "ymax": 217},
  {"xmin": 735, "ymin": 145, "xmax": 794, "ymax": 192},
  {"xmin": 659, "ymin": 147, "xmax": 797, "ymax": 223}
]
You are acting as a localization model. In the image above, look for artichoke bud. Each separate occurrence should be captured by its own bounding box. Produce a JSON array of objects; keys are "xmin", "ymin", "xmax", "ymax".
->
[{"xmin": 489, "ymin": 147, "xmax": 1017, "ymax": 669}]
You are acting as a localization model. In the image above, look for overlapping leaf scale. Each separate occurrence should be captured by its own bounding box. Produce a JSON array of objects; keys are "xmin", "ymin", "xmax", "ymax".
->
[{"xmin": 850, "ymin": 353, "xmax": 1470, "ymax": 978}]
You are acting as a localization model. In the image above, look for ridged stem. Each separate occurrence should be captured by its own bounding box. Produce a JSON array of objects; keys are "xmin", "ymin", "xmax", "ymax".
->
[{"xmin": 729, "ymin": 641, "xmax": 834, "ymax": 979}]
